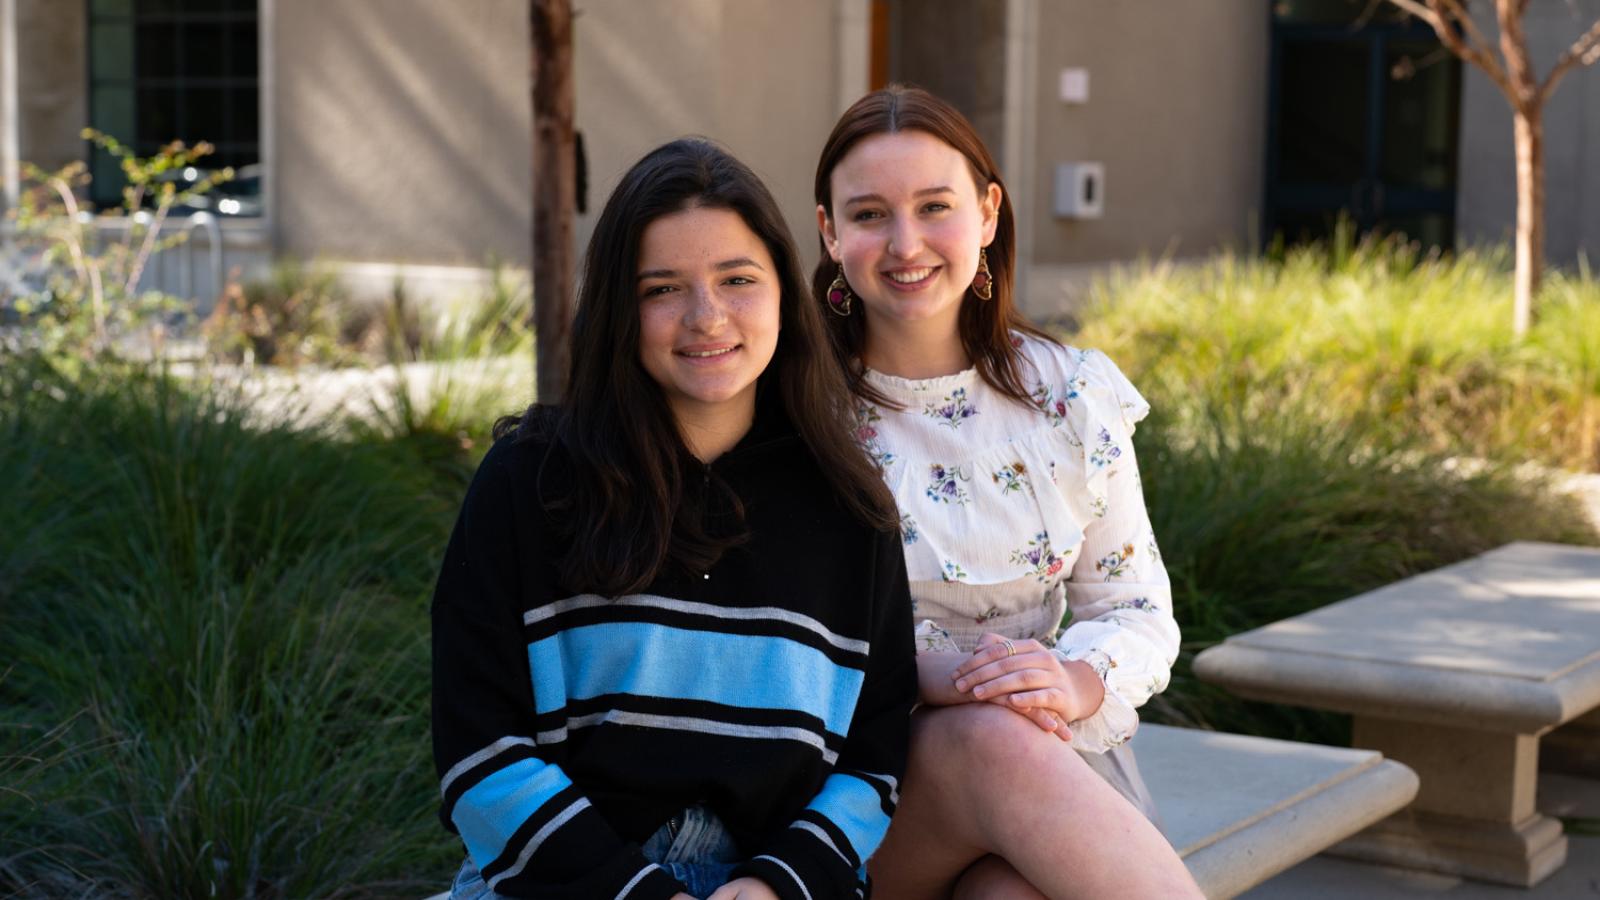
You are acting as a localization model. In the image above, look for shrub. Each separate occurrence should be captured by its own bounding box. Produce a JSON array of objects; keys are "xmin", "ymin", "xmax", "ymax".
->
[
  {"xmin": 3, "ymin": 132, "xmax": 231, "ymax": 367},
  {"xmin": 0, "ymin": 360, "xmax": 463, "ymax": 897},
  {"xmin": 1074, "ymin": 236, "xmax": 1600, "ymax": 473}
]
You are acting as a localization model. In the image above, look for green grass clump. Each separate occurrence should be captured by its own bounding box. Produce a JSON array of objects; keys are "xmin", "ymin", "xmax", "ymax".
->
[
  {"xmin": 1066, "ymin": 237, "xmax": 1600, "ymax": 741},
  {"xmin": 0, "ymin": 358, "xmax": 470, "ymax": 898},
  {"xmin": 1131, "ymin": 405, "xmax": 1595, "ymax": 743},
  {"xmin": 1075, "ymin": 238, "xmax": 1600, "ymax": 473}
]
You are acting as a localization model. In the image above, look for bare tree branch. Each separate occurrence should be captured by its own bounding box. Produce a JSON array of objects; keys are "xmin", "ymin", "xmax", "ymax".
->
[
  {"xmin": 1541, "ymin": 16, "xmax": 1600, "ymax": 103},
  {"xmin": 1494, "ymin": 0, "xmax": 1543, "ymax": 110},
  {"xmin": 1434, "ymin": 0, "xmax": 1504, "ymax": 64},
  {"xmin": 1389, "ymin": 0, "xmax": 1515, "ymax": 98}
]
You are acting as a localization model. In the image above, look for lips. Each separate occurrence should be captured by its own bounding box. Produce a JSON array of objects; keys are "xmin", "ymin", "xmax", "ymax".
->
[
  {"xmin": 881, "ymin": 266, "xmax": 939, "ymax": 287},
  {"xmin": 676, "ymin": 344, "xmax": 740, "ymax": 359}
]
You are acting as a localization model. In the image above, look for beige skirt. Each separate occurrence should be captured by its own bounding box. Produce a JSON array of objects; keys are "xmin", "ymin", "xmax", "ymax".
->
[
  {"xmin": 1080, "ymin": 740, "xmax": 1163, "ymax": 831},
  {"xmin": 909, "ymin": 578, "xmax": 1164, "ymax": 830}
]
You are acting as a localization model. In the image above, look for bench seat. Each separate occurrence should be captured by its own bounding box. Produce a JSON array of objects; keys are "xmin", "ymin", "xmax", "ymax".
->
[
  {"xmin": 1137, "ymin": 724, "xmax": 1418, "ymax": 899},
  {"xmin": 1194, "ymin": 541, "xmax": 1600, "ymax": 886}
]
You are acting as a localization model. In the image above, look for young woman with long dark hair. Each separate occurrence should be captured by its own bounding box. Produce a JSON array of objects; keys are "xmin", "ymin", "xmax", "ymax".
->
[
  {"xmin": 432, "ymin": 139, "xmax": 917, "ymax": 900},
  {"xmin": 813, "ymin": 86, "xmax": 1203, "ymax": 899}
]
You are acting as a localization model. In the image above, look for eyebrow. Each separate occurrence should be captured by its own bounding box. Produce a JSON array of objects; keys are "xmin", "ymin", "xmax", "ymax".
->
[
  {"xmin": 842, "ymin": 186, "xmax": 956, "ymax": 206},
  {"xmin": 637, "ymin": 257, "xmax": 766, "ymax": 281}
]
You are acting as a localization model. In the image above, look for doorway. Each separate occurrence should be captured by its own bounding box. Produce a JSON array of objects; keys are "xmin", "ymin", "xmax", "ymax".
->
[{"xmin": 1265, "ymin": 0, "xmax": 1461, "ymax": 249}]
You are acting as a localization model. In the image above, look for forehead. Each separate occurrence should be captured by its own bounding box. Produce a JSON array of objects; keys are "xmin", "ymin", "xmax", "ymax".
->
[
  {"xmin": 637, "ymin": 206, "xmax": 771, "ymax": 267},
  {"xmin": 830, "ymin": 130, "xmax": 978, "ymax": 200}
]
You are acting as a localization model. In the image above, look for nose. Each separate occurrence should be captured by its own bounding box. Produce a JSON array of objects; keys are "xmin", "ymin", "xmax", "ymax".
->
[
  {"xmin": 683, "ymin": 285, "xmax": 728, "ymax": 333},
  {"xmin": 886, "ymin": 216, "xmax": 923, "ymax": 260}
]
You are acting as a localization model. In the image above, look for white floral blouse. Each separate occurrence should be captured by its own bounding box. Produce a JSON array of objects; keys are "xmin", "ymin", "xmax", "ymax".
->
[{"xmin": 857, "ymin": 334, "xmax": 1180, "ymax": 753}]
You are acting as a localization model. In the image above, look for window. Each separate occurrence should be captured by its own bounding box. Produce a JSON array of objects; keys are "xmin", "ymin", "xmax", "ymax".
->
[{"xmin": 86, "ymin": 0, "xmax": 260, "ymax": 213}]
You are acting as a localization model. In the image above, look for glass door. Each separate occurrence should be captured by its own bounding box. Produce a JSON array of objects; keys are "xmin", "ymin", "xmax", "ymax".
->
[{"xmin": 1265, "ymin": 0, "xmax": 1460, "ymax": 249}]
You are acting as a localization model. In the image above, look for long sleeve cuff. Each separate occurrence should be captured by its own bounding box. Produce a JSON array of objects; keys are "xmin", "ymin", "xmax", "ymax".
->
[
  {"xmin": 1051, "ymin": 646, "xmax": 1141, "ymax": 753},
  {"xmin": 733, "ymin": 827, "xmax": 863, "ymax": 900}
]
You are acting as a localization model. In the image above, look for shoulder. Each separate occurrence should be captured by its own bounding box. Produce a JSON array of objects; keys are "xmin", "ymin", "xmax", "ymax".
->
[
  {"xmin": 463, "ymin": 416, "xmax": 571, "ymax": 525},
  {"xmin": 1009, "ymin": 332, "xmax": 1151, "ymax": 431}
]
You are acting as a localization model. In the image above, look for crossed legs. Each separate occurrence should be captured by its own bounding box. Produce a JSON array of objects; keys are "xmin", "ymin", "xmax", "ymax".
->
[{"xmin": 869, "ymin": 702, "xmax": 1202, "ymax": 900}]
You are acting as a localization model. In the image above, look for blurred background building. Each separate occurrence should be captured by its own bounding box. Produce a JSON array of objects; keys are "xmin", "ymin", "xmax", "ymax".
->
[{"xmin": 2, "ymin": 0, "xmax": 1597, "ymax": 317}]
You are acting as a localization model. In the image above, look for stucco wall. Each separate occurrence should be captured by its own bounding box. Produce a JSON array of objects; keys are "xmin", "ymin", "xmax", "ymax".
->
[
  {"xmin": 272, "ymin": 0, "xmax": 532, "ymax": 266},
  {"xmin": 1456, "ymin": 0, "xmax": 1600, "ymax": 263},
  {"xmin": 573, "ymin": 0, "xmax": 845, "ymax": 271},
  {"xmin": 1027, "ymin": 4, "xmax": 1270, "ymax": 264},
  {"xmin": 273, "ymin": 0, "xmax": 849, "ymax": 273},
  {"xmin": 16, "ymin": 0, "xmax": 86, "ymax": 173}
]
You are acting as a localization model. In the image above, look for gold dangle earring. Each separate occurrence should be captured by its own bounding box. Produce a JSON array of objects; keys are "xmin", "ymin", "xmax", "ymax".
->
[
  {"xmin": 826, "ymin": 265, "xmax": 854, "ymax": 316},
  {"xmin": 972, "ymin": 248, "xmax": 993, "ymax": 301}
]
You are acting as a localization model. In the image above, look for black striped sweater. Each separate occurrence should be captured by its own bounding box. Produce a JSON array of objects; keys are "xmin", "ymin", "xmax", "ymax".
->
[{"xmin": 431, "ymin": 417, "xmax": 917, "ymax": 899}]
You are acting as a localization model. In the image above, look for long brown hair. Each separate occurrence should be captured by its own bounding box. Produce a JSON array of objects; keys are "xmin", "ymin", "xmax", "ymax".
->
[
  {"xmin": 498, "ymin": 139, "xmax": 897, "ymax": 596},
  {"xmin": 812, "ymin": 84, "xmax": 1053, "ymax": 407}
]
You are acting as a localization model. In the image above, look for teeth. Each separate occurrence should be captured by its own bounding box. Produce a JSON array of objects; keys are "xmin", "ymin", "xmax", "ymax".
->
[
  {"xmin": 887, "ymin": 268, "xmax": 934, "ymax": 284},
  {"xmin": 682, "ymin": 347, "xmax": 736, "ymax": 358}
]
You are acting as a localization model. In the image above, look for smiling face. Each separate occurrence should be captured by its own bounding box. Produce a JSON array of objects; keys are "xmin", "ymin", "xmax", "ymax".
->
[
  {"xmin": 636, "ymin": 205, "xmax": 781, "ymax": 437},
  {"xmin": 820, "ymin": 129, "xmax": 1001, "ymax": 340}
]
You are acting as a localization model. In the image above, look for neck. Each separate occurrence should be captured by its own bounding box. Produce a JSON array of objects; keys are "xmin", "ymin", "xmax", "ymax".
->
[
  {"xmin": 671, "ymin": 393, "xmax": 756, "ymax": 463},
  {"xmin": 861, "ymin": 313, "xmax": 970, "ymax": 379}
]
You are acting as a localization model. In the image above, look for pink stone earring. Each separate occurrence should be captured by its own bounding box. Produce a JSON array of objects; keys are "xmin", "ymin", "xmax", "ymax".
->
[
  {"xmin": 973, "ymin": 248, "xmax": 993, "ymax": 301},
  {"xmin": 826, "ymin": 266, "xmax": 853, "ymax": 316}
]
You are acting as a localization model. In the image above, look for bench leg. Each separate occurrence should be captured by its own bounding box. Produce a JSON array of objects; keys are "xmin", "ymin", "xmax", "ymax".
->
[
  {"xmin": 1543, "ymin": 708, "xmax": 1600, "ymax": 778},
  {"xmin": 1327, "ymin": 716, "xmax": 1568, "ymax": 887}
]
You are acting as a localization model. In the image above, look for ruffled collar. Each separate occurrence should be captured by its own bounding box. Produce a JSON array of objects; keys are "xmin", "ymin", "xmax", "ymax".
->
[{"xmin": 861, "ymin": 364, "xmax": 979, "ymax": 402}]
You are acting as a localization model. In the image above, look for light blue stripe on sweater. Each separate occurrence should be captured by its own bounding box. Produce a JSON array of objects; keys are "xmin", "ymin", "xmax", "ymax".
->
[
  {"xmin": 527, "ymin": 622, "xmax": 865, "ymax": 736},
  {"xmin": 453, "ymin": 756, "xmax": 572, "ymax": 871},
  {"xmin": 804, "ymin": 772, "xmax": 892, "ymax": 863}
]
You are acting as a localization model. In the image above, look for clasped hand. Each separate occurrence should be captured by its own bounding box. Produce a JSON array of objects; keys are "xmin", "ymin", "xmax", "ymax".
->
[{"xmin": 947, "ymin": 632, "xmax": 1105, "ymax": 741}]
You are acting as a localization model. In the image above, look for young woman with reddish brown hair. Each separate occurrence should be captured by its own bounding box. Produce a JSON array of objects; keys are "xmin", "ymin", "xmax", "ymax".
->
[{"xmin": 813, "ymin": 86, "xmax": 1203, "ymax": 899}]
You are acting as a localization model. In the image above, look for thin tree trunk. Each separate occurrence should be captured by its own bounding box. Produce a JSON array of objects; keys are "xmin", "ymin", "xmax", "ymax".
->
[
  {"xmin": 1511, "ymin": 105, "xmax": 1543, "ymax": 337},
  {"xmin": 531, "ymin": 0, "xmax": 575, "ymax": 403}
]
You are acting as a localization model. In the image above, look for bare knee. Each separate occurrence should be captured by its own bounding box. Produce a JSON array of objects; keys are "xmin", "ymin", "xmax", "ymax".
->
[{"xmin": 915, "ymin": 702, "xmax": 1084, "ymax": 783}]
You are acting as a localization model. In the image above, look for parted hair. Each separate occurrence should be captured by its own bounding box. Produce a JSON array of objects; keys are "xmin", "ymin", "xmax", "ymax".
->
[
  {"xmin": 812, "ymin": 84, "xmax": 1054, "ymax": 407},
  {"xmin": 497, "ymin": 138, "xmax": 898, "ymax": 596}
]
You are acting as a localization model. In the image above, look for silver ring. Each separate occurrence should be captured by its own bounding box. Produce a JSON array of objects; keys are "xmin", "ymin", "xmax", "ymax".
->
[{"xmin": 1002, "ymin": 639, "xmax": 1016, "ymax": 657}]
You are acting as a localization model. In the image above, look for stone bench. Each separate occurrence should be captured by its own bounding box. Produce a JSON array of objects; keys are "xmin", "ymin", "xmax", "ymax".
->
[
  {"xmin": 423, "ymin": 725, "xmax": 1417, "ymax": 900},
  {"xmin": 1137, "ymin": 723, "xmax": 1418, "ymax": 899},
  {"xmin": 1193, "ymin": 541, "xmax": 1600, "ymax": 887}
]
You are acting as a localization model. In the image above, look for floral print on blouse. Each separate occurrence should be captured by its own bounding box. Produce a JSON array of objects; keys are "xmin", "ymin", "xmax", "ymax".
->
[{"xmin": 861, "ymin": 335, "xmax": 1180, "ymax": 753}]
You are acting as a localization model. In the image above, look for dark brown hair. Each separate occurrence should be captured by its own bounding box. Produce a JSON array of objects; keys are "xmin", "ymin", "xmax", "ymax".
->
[
  {"xmin": 498, "ymin": 138, "xmax": 897, "ymax": 596},
  {"xmin": 812, "ymin": 84, "xmax": 1054, "ymax": 407}
]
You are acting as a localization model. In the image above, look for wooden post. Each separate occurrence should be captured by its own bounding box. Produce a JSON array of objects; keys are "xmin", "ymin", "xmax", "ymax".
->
[{"xmin": 531, "ymin": 0, "xmax": 575, "ymax": 404}]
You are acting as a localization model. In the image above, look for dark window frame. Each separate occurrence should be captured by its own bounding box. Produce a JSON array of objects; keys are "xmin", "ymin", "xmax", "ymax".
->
[{"xmin": 85, "ymin": 1, "xmax": 261, "ymax": 211}]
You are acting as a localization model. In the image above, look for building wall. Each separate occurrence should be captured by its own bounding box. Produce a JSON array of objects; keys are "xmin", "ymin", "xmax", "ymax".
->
[
  {"xmin": 272, "ymin": 0, "xmax": 532, "ymax": 267},
  {"xmin": 272, "ymin": 0, "xmax": 853, "ymax": 282},
  {"xmin": 1026, "ymin": 4, "xmax": 1270, "ymax": 266},
  {"xmin": 573, "ymin": 0, "xmax": 849, "ymax": 271},
  {"xmin": 16, "ymin": 0, "xmax": 86, "ymax": 173},
  {"xmin": 1456, "ymin": 0, "xmax": 1600, "ymax": 263}
]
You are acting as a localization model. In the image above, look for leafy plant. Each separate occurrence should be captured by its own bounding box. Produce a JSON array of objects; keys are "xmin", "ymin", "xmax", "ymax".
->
[
  {"xmin": 4, "ymin": 131, "xmax": 232, "ymax": 365},
  {"xmin": 201, "ymin": 259, "xmax": 352, "ymax": 368}
]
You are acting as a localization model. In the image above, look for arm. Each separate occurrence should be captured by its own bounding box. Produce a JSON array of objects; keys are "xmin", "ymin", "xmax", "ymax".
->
[
  {"xmin": 730, "ymin": 526, "xmax": 918, "ymax": 900},
  {"xmin": 1051, "ymin": 431, "xmax": 1180, "ymax": 753},
  {"xmin": 950, "ymin": 351, "xmax": 1177, "ymax": 750},
  {"xmin": 432, "ymin": 441, "xmax": 686, "ymax": 899}
]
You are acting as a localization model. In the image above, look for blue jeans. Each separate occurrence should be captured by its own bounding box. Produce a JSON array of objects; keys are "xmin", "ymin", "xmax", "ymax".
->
[{"xmin": 450, "ymin": 805, "xmax": 740, "ymax": 899}]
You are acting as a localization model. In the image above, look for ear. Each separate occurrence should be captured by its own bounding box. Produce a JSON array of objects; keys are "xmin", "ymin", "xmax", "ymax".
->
[
  {"xmin": 817, "ymin": 203, "xmax": 841, "ymax": 262},
  {"xmin": 980, "ymin": 182, "xmax": 1002, "ymax": 246}
]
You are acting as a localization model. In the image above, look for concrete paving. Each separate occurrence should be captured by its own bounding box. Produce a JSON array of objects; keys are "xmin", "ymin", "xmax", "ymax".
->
[{"xmin": 1245, "ymin": 773, "xmax": 1600, "ymax": 899}]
